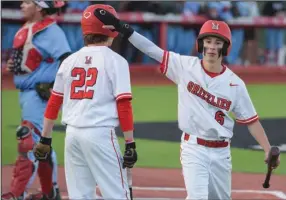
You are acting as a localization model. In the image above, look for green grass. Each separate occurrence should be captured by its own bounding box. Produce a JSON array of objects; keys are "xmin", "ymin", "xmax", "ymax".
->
[
  {"xmin": 132, "ymin": 84, "xmax": 286, "ymax": 122},
  {"xmin": 2, "ymin": 84, "xmax": 286, "ymax": 174}
]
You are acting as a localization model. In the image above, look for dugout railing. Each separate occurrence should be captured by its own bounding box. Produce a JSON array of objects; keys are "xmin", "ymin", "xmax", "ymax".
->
[
  {"xmin": 2, "ymin": 9, "xmax": 286, "ymax": 83},
  {"xmin": 2, "ymin": 9, "xmax": 286, "ymax": 51}
]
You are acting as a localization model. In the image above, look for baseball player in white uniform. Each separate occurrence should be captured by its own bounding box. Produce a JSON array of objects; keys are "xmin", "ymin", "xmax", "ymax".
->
[
  {"xmin": 94, "ymin": 9, "xmax": 281, "ymax": 200},
  {"xmin": 33, "ymin": 4, "xmax": 137, "ymax": 200}
]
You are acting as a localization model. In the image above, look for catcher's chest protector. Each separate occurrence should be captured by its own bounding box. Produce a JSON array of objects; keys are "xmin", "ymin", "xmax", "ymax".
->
[{"xmin": 12, "ymin": 17, "xmax": 55, "ymax": 74}]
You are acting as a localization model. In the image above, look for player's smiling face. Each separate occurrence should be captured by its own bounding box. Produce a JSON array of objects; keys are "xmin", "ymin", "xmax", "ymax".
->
[
  {"xmin": 202, "ymin": 36, "xmax": 224, "ymax": 62},
  {"xmin": 21, "ymin": 1, "xmax": 41, "ymax": 21}
]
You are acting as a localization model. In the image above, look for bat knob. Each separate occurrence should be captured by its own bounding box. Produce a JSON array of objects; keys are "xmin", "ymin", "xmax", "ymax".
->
[{"xmin": 263, "ymin": 182, "xmax": 270, "ymax": 188}]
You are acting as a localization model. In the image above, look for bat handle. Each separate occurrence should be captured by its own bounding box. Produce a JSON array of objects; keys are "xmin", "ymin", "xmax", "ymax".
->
[
  {"xmin": 129, "ymin": 187, "xmax": 133, "ymax": 200},
  {"xmin": 127, "ymin": 168, "xmax": 132, "ymax": 186},
  {"xmin": 127, "ymin": 168, "xmax": 133, "ymax": 200},
  {"xmin": 263, "ymin": 182, "xmax": 270, "ymax": 188},
  {"xmin": 262, "ymin": 169, "xmax": 272, "ymax": 188}
]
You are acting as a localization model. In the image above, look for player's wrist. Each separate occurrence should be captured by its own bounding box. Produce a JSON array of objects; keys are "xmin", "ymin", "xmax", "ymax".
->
[
  {"xmin": 40, "ymin": 136, "xmax": 52, "ymax": 146},
  {"xmin": 123, "ymin": 130, "xmax": 134, "ymax": 145},
  {"xmin": 119, "ymin": 21, "xmax": 134, "ymax": 39},
  {"xmin": 125, "ymin": 141, "xmax": 136, "ymax": 149},
  {"xmin": 263, "ymin": 145, "xmax": 271, "ymax": 155},
  {"xmin": 125, "ymin": 138, "xmax": 135, "ymax": 144}
]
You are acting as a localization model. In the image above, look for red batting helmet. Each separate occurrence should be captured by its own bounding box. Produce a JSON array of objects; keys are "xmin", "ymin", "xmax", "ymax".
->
[
  {"xmin": 81, "ymin": 4, "xmax": 118, "ymax": 38},
  {"xmin": 196, "ymin": 20, "xmax": 232, "ymax": 56}
]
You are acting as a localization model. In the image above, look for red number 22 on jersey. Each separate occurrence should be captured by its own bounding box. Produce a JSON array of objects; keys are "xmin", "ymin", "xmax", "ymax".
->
[{"xmin": 70, "ymin": 67, "xmax": 98, "ymax": 99}]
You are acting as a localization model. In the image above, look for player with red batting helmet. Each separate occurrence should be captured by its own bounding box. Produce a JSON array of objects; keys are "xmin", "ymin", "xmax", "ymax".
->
[
  {"xmin": 94, "ymin": 8, "xmax": 280, "ymax": 200},
  {"xmin": 196, "ymin": 20, "xmax": 232, "ymax": 57},
  {"xmin": 33, "ymin": 4, "xmax": 137, "ymax": 200},
  {"xmin": 81, "ymin": 4, "xmax": 119, "ymax": 38}
]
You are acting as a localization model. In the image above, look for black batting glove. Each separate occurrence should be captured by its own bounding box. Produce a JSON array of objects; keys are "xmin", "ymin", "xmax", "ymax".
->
[
  {"xmin": 94, "ymin": 8, "xmax": 134, "ymax": 39},
  {"xmin": 123, "ymin": 142, "xmax": 137, "ymax": 168}
]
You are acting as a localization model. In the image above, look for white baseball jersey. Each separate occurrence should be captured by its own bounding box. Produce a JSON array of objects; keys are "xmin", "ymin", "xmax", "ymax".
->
[
  {"xmin": 161, "ymin": 51, "xmax": 258, "ymax": 140},
  {"xmin": 52, "ymin": 46, "xmax": 132, "ymax": 128}
]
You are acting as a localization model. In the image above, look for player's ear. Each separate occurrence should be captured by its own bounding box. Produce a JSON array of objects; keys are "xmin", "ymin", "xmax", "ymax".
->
[
  {"xmin": 107, "ymin": 37, "xmax": 114, "ymax": 47},
  {"xmin": 35, "ymin": 4, "xmax": 43, "ymax": 13}
]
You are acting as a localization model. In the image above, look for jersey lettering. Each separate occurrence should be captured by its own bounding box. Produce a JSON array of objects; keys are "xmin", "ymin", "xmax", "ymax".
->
[
  {"xmin": 187, "ymin": 81, "xmax": 231, "ymax": 111},
  {"xmin": 215, "ymin": 111, "xmax": 225, "ymax": 125},
  {"xmin": 85, "ymin": 56, "xmax": 92, "ymax": 64},
  {"xmin": 70, "ymin": 67, "xmax": 98, "ymax": 99}
]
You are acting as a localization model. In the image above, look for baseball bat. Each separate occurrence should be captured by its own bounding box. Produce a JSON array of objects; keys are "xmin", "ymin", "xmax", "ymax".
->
[
  {"xmin": 262, "ymin": 146, "xmax": 280, "ymax": 189},
  {"xmin": 127, "ymin": 168, "xmax": 133, "ymax": 200}
]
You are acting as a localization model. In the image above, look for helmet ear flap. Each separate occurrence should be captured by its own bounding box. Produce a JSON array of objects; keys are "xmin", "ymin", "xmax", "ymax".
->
[
  {"xmin": 197, "ymin": 38, "xmax": 230, "ymax": 56},
  {"xmin": 222, "ymin": 43, "xmax": 229, "ymax": 56},
  {"xmin": 197, "ymin": 39, "xmax": 204, "ymax": 54}
]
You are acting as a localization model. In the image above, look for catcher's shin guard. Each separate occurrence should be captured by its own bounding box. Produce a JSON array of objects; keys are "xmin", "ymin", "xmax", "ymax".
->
[
  {"xmin": 7, "ymin": 121, "xmax": 39, "ymax": 198},
  {"xmin": 10, "ymin": 155, "xmax": 36, "ymax": 198},
  {"xmin": 1, "ymin": 192, "xmax": 17, "ymax": 200}
]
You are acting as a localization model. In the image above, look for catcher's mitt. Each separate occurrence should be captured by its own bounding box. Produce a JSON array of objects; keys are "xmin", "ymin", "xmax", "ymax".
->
[{"xmin": 35, "ymin": 82, "xmax": 54, "ymax": 101}]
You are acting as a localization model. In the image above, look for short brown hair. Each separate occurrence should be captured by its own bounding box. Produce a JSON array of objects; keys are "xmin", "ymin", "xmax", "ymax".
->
[
  {"xmin": 84, "ymin": 34, "xmax": 109, "ymax": 46},
  {"xmin": 41, "ymin": 8, "xmax": 59, "ymax": 16}
]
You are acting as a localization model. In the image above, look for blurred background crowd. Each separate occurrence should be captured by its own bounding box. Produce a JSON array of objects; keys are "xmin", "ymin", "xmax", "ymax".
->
[{"xmin": 2, "ymin": 1, "xmax": 286, "ymax": 66}]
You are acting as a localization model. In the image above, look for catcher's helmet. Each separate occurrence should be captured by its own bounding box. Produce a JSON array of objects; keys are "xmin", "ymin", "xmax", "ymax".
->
[
  {"xmin": 196, "ymin": 20, "xmax": 232, "ymax": 56},
  {"xmin": 81, "ymin": 4, "xmax": 119, "ymax": 38},
  {"xmin": 34, "ymin": 0, "xmax": 65, "ymax": 15}
]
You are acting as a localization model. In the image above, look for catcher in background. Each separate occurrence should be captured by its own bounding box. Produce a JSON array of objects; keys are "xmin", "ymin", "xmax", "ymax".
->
[
  {"xmin": 33, "ymin": 4, "xmax": 137, "ymax": 200},
  {"xmin": 94, "ymin": 8, "xmax": 280, "ymax": 200},
  {"xmin": 2, "ymin": 1, "xmax": 71, "ymax": 200}
]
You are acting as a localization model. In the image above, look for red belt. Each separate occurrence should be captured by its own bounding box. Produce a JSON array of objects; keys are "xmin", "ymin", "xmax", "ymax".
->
[{"xmin": 184, "ymin": 133, "xmax": 228, "ymax": 148}]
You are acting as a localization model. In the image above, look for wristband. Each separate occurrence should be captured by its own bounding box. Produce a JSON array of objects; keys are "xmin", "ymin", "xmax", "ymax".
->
[
  {"xmin": 40, "ymin": 137, "xmax": 52, "ymax": 145},
  {"xmin": 126, "ymin": 142, "xmax": 136, "ymax": 149},
  {"xmin": 125, "ymin": 139, "xmax": 134, "ymax": 144}
]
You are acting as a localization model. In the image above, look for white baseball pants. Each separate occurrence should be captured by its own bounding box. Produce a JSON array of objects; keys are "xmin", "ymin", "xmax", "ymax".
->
[
  {"xmin": 180, "ymin": 133, "xmax": 232, "ymax": 200},
  {"xmin": 64, "ymin": 125, "xmax": 130, "ymax": 199}
]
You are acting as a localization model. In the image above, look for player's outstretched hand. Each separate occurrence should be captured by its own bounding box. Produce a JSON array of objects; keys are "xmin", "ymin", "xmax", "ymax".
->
[
  {"xmin": 123, "ymin": 142, "xmax": 137, "ymax": 168},
  {"xmin": 33, "ymin": 136, "xmax": 52, "ymax": 161},
  {"xmin": 94, "ymin": 8, "xmax": 134, "ymax": 38}
]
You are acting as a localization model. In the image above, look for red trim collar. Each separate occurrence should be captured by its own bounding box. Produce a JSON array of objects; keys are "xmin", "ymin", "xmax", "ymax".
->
[
  {"xmin": 201, "ymin": 60, "xmax": 226, "ymax": 78},
  {"xmin": 32, "ymin": 17, "xmax": 55, "ymax": 35}
]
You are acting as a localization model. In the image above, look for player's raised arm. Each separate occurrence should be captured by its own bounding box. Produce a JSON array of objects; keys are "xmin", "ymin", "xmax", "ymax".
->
[
  {"xmin": 94, "ymin": 9, "xmax": 164, "ymax": 63},
  {"xmin": 94, "ymin": 9, "xmax": 186, "ymax": 84}
]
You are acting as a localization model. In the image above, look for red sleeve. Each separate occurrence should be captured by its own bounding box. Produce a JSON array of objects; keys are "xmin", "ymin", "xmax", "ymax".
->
[
  {"xmin": 116, "ymin": 98, "xmax": 134, "ymax": 132},
  {"xmin": 44, "ymin": 91, "xmax": 63, "ymax": 120}
]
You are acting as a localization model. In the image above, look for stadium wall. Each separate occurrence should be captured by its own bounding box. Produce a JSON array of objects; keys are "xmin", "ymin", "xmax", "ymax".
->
[{"xmin": 2, "ymin": 65, "xmax": 286, "ymax": 90}]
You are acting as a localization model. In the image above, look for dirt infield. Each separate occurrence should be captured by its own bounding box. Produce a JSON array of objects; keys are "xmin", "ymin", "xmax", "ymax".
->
[{"xmin": 2, "ymin": 166, "xmax": 286, "ymax": 199}]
